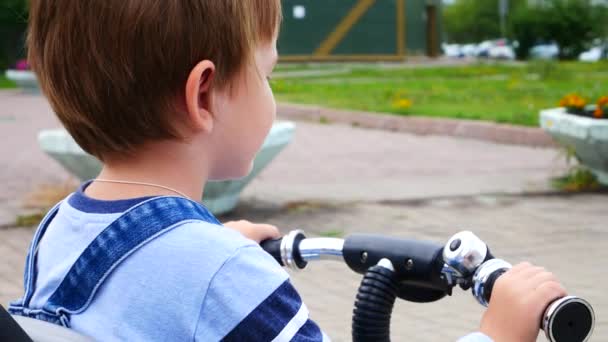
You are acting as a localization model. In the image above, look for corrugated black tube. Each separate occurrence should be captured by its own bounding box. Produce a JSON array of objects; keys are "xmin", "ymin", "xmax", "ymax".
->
[{"xmin": 352, "ymin": 265, "xmax": 398, "ymax": 342}]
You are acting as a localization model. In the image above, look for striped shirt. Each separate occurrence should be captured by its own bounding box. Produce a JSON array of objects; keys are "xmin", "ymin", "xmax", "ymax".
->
[
  {"xmin": 25, "ymin": 186, "xmax": 327, "ymax": 341},
  {"xmin": 24, "ymin": 184, "xmax": 490, "ymax": 341}
]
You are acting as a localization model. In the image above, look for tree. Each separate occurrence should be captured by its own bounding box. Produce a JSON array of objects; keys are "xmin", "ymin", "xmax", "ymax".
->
[
  {"xmin": 0, "ymin": 0, "xmax": 28, "ymax": 69},
  {"xmin": 509, "ymin": 6, "xmax": 550, "ymax": 59},
  {"xmin": 443, "ymin": 0, "xmax": 527, "ymax": 43},
  {"xmin": 509, "ymin": 0, "xmax": 604, "ymax": 60},
  {"xmin": 545, "ymin": 0, "xmax": 601, "ymax": 59}
]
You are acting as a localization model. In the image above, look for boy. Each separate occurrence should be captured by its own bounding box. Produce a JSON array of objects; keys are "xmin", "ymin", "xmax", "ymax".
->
[{"xmin": 10, "ymin": 0, "xmax": 566, "ymax": 341}]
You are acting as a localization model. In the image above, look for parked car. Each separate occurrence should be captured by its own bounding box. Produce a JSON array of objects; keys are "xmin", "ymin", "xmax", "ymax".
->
[
  {"xmin": 442, "ymin": 43, "xmax": 463, "ymax": 58},
  {"xmin": 529, "ymin": 43, "xmax": 559, "ymax": 60},
  {"xmin": 461, "ymin": 44, "xmax": 478, "ymax": 58},
  {"xmin": 579, "ymin": 44, "xmax": 608, "ymax": 62},
  {"xmin": 474, "ymin": 39, "xmax": 515, "ymax": 60},
  {"xmin": 475, "ymin": 40, "xmax": 495, "ymax": 58},
  {"xmin": 442, "ymin": 39, "xmax": 514, "ymax": 60},
  {"xmin": 488, "ymin": 46, "xmax": 515, "ymax": 60}
]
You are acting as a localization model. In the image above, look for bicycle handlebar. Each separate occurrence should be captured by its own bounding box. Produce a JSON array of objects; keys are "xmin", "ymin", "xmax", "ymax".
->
[{"xmin": 261, "ymin": 230, "xmax": 595, "ymax": 342}]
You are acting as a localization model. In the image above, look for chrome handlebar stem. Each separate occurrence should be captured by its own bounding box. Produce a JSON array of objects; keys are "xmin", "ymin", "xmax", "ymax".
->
[{"xmin": 299, "ymin": 237, "xmax": 345, "ymax": 262}]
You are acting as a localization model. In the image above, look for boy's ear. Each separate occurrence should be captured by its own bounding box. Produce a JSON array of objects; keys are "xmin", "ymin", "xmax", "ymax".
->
[{"xmin": 185, "ymin": 60, "xmax": 216, "ymax": 133}]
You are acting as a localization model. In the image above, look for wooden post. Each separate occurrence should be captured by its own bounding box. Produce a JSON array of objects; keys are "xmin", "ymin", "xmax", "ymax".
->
[{"xmin": 425, "ymin": 4, "xmax": 438, "ymax": 58}]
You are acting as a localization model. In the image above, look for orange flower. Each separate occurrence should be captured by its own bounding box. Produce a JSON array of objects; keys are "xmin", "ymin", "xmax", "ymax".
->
[
  {"xmin": 595, "ymin": 96, "xmax": 608, "ymax": 118},
  {"xmin": 558, "ymin": 94, "xmax": 586, "ymax": 109},
  {"xmin": 593, "ymin": 107, "xmax": 603, "ymax": 118}
]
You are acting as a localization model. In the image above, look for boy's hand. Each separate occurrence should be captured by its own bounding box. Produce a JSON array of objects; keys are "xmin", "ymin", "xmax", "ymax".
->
[
  {"xmin": 223, "ymin": 220, "xmax": 281, "ymax": 243},
  {"xmin": 480, "ymin": 262, "xmax": 567, "ymax": 342}
]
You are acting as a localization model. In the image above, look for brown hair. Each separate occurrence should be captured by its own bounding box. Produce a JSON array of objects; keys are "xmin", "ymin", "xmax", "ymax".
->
[{"xmin": 28, "ymin": 0, "xmax": 281, "ymax": 160}]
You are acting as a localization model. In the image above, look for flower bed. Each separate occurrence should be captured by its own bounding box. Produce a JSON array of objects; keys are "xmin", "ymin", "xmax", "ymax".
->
[
  {"xmin": 558, "ymin": 94, "xmax": 607, "ymax": 120},
  {"xmin": 541, "ymin": 95, "xmax": 608, "ymax": 185}
]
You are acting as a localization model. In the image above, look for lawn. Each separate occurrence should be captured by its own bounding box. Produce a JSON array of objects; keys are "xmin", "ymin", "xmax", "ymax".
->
[
  {"xmin": 271, "ymin": 61, "xmax": 608, "ymax": 126},
  {"xmin": 0, "ymin": 74, "xmax": 16, "ymax": 89}
]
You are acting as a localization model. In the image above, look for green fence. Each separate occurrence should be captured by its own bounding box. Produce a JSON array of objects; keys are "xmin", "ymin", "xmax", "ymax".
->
[
  {"xmin": 0, "ymin": 1, "xmax": 443, "ymax": 68},
  {"xmin": 278, "ymin": 0, "xmax": 442, "ymax": 62}
]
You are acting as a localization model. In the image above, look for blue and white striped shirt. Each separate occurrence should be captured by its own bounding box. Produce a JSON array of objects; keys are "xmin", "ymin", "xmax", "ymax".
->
[{"xmin": 24, "ymin": 185, "xmax": 490, "ymax": 341}]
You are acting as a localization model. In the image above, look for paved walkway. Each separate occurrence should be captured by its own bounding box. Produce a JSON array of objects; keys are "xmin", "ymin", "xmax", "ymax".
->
[
  {"xmin": 0, "ymin": 91, "xmax": 66, "ymax": 227},
  {"xmin": 243, "ymin": 120, "xmax": 567, "ymax": 204},
  {"xmin": 0, "ymin": 90, "xmax": 605, "ymax": 341},
  {"xmin": 235, "ymin": 196, "xmax": 608, "ymax": 342}
]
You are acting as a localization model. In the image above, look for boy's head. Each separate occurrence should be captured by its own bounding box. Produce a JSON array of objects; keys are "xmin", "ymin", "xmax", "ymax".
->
[{"xmin": 28, "ymin": 0, "xmax": 281, "ymax": 179}]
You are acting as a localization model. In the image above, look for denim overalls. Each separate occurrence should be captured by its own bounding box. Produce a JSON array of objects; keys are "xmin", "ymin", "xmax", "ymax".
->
[{"xmin": 9, "ymin": 196, "xmax": 220, "ymax": 328}]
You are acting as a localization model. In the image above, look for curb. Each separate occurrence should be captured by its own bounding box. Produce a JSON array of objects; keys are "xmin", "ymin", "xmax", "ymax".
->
[{"xmin": 278, "ymin": 103, "xmax": 557, "ymax": 148}]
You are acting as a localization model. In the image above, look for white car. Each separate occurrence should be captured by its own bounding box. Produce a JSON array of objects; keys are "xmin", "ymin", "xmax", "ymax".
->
[
  {"xmin": 579, "ymin": 46, "xmax": 607, "ymax": 62},
  {"xmin": 442, "ymin": 43, "xmax": 463, "ymax": 58},
  {"xmin": 475, "ymin": 41, "xmax": 495, "ymax": 57},
  {"xmin": 461, "ymin": 44, "xmax": 478, "ymax": 57},
  {"xmin": 475, "ymin": 39, "xmax": 514, "ymax": 59},
  {"xmin": 529, "ymin": 44, "xmax": 559, "ymax": 60},
  {"xmin": 488, "ymin": 45, "xmax": 515, "ymax": 60}
]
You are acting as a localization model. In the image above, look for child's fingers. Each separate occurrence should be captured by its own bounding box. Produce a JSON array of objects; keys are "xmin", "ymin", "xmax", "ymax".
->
[
  {"xmin": 502, "ymin": 263, "xmax": 559, "ymax": 295},
  {"xmin": 531, "ymin": 281, "xmax": 567, "ymax": 309},
  {"xmin": 508, "ymin": 262, "xmax": 533, "ymax": 275},
  {"xmin": 243, "ymin": 224, "xmax": 280, "ymax": 242},
  {"xmin": 253, "ymin": 224, "xmax": 281, "ymax": 239},
  {"xmin": 530, "ymin": 271, "xmax": 559, "ymax": 290},
  {"xmin": 516, "ymin": 266, "xmax": 547, "ymax": 280},
  {"xmin": 223, "ymin": 220, "xmax": 281, "ymax": 242}
]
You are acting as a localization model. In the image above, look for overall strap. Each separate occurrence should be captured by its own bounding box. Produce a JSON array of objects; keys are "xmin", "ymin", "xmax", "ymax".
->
[
  {"xmin": 12, "ymin": 202, "xmax": 63, "ymax": 309},
  {"xmin": 42, "ymin": 196, "xmax": 219, "ymax": 325}
]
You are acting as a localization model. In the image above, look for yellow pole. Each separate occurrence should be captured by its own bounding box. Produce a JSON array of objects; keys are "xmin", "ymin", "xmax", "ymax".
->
[{"xmin": 314, "ymin": 0, "xmax": 376, "ymax": 56}]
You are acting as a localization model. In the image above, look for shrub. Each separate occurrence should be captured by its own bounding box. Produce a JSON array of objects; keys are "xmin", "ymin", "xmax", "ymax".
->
[
  {"xmin": 509, "ymin": 0, "xmax": 604, "ymax": 60},
  {"xmin": 509, "ymin": 6, "xmax": 550, "ymax": 60},
  {"xmin": 444, "ymin": 0, "xmax": 527, "ymax": 43},
  {"xmin": 0, "ymin": 0, "xmax": 28, "ymax": 70},
  {"xmin": 546, "ymin": 0, "xmax": 600, "ymax": 59}
]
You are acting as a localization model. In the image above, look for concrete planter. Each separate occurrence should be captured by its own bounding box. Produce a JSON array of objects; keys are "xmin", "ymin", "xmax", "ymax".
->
[
  {"xmin": 540, "ymin": 107, "xmax": 608, "ymax": 185},
  {"xmin": 39, "ymin": 121, "xmax": 296, "ymax": 214},
  {"xmin": 5, "ymin": 70, "xmax": 40, "ymax": 93}
]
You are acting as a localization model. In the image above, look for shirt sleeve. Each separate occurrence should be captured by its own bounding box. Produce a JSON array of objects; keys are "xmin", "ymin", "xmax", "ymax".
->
[
  {"xmin": 194, "ymin": 244, "xmax": 328, "ymax": 342},
  {"xmin": 457, "ymin": 332, "xmax": 494, "ymax": 342}
]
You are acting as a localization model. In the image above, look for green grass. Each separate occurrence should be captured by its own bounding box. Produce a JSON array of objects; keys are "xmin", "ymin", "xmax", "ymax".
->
[
  {"xmin": 271, "ymin": 61, "xmax": 608, "ymax": 126},
  {"xmin": 0, "ymin": 74, "xmax": 17, "ymax": 89},
  {"xmin": 273, "ymin": 63, "xmax": 349, "ymax": 73},
  {"xmin": 552, "ymin": 167, "xmax": 603, "ymax": 192}
]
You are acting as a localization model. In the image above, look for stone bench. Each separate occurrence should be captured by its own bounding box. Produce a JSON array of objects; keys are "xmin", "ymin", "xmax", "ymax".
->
[
  {"xmin": 38, "ymin": 121, "xmax": 296, "ymax": 214},
  {"xmin": 5, "ymin": 70, "xmax": 40, "ymax": 94}
]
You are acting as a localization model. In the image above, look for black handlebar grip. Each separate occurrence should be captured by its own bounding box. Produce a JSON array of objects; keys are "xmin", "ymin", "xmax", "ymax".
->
[
  {"xmin": 544, "ymin": 297, "xmax": 594, "ymax": 342},
  {"xmin": 260, "ymin": 238, "xmax": 284, "ymax": 266},
  {"xmin": 484, "ymin": 270, "xmax": 595, "ymax": 342}
]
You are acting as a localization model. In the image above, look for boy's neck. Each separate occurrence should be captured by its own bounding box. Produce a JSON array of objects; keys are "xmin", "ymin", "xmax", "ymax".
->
[{"xmin": 85, "ymin": 141, "xmax": 210, "ymax": 202}]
